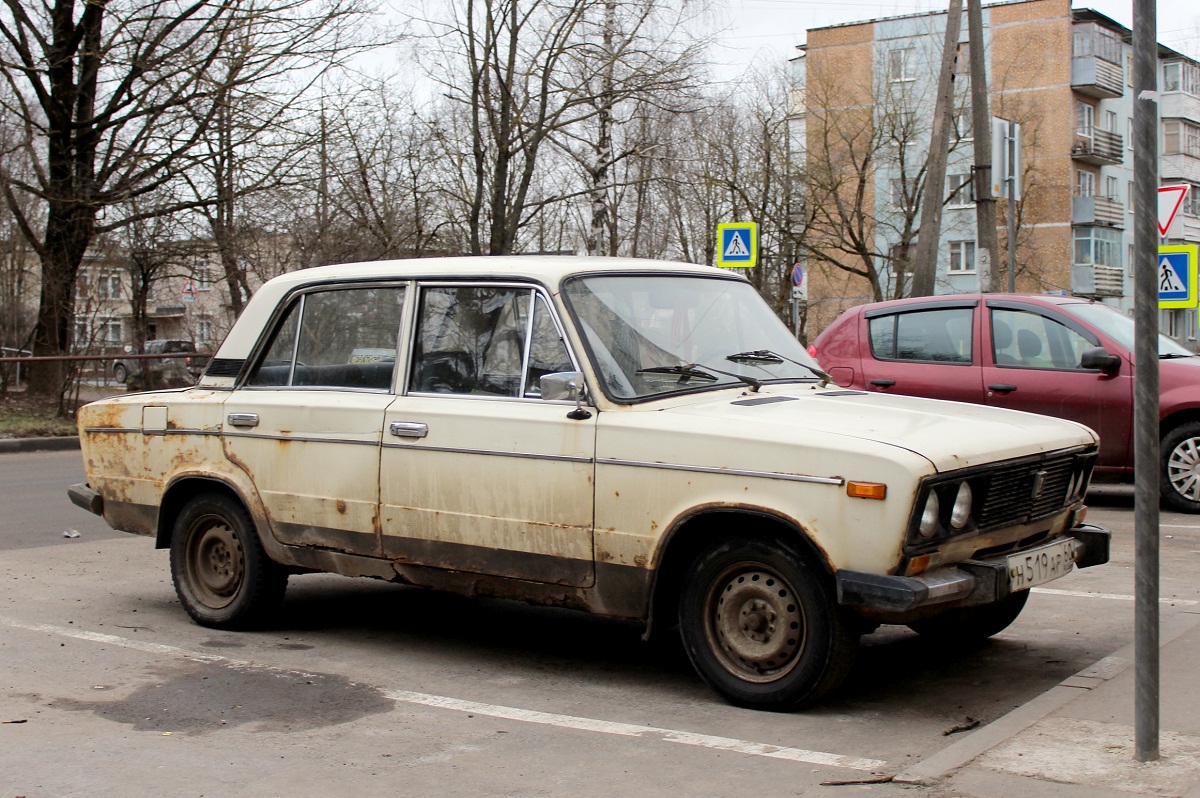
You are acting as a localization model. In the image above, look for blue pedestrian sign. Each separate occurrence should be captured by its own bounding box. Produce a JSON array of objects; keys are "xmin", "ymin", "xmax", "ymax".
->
[
  {"xmin": 1159, "ymin": 244, "xmax": 1198, "ymax": 309},
  {"xmin": 715, "ymin": 222, "xmax": 757, "ymax": 269}
]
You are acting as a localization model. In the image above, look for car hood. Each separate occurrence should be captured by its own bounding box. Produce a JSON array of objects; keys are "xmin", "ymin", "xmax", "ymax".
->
[{"xmin": 656, "ymin": 385, "xmax": 1098, "ymax": 472}]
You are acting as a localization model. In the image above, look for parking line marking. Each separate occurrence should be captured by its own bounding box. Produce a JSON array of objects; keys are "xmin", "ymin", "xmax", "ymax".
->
[
  {"xmin": 1032, "ymin": 588, "xmax": 1198, "ymax": 605},
  {"xmin": 0, "ymin": 615, "xmax": 886, "ymax": 773}
]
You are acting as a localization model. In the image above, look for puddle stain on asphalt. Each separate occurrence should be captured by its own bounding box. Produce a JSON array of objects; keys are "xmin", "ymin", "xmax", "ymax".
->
[{"xmin": 49, "ymin": 662, "xmax": 393, "ymax": 734}]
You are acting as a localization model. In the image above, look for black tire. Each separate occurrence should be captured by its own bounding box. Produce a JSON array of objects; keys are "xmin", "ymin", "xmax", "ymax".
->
[
  {"xmin": 907, "ymin": 589, "xmax": 1029, "ymax": 641},
  {"xmin": 112, "ymin": 363, "xmax": 127, "ymax": 383},
  {"xmin": 678, "ymin": 537, "xmax": 859, "ymax": 711},
  {"xmin": 169, "ymin": 493, "xmax": 287, "ymax": 629},
  {"xmin": 1161, "ymin": 422, "xmax": 1200, "ymax": 513}
]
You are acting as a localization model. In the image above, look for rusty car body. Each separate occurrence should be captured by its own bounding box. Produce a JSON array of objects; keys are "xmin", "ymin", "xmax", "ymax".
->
[{"xmin": 70, "ymin": 256, "xmax": 1110, "ymax": 710}]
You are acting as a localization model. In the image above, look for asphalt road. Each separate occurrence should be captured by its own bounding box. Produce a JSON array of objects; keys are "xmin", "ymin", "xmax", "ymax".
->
[{"xmin": 2, "ymin": 450, "xmax": 1197, "ymax": 797}]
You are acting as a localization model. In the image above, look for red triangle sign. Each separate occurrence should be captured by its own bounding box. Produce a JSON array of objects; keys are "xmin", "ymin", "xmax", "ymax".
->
[{"xmin": 1159, "ymin": 185, "xmax": 1191, "ymax": 237}]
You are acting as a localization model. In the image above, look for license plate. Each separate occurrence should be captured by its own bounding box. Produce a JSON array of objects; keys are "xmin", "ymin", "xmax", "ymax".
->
[{"xmin": 1006, "ymin": 538, "xmax": 1080, "ymax": 592}]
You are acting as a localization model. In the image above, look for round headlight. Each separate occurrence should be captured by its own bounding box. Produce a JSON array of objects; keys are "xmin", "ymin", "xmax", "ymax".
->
[
  {"xmin": 950, "ymin": 482, "xmax": 973, "ymax": 529},
  {"xmin": 918, "ymin": 492, "xmax": 940, "ymax": 538}
]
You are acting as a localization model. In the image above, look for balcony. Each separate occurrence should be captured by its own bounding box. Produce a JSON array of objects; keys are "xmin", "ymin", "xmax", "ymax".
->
[
  {"xmin": 1071, "ymin": 264, "xmax": 1125, "ymax": 297},
  {"xmin": 1071, "ymin": 56, "xmax": 1124, "ymax": 98},
  {"xmin": 1072, "ymin": 195, "xmax": 1124, "ymax": 228},
  {"xmin": 1072, "ymin": 129, "xmax": 1123, "ymax": 165}
]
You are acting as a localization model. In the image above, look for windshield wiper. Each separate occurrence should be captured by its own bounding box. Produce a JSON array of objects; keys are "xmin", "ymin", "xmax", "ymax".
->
[
  {"xmin": 638, "ymin": 364, "xmax": 763, "ymax": 392},
  {"xmin": 637, "ymin": 364, "xmax": 719, "ymax": 381},
  {"xmin": 1160, "ymin": 352, "xmax": 1196, "ymax": 359},
  {"xmin": 725, "ymin": 349, "xmax": 832, "ymax": 386}
]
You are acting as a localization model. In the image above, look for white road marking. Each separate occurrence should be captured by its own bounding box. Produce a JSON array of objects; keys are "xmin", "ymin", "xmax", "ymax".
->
[
  {"xmin": 1032, "ymin": 588, "xmax": 1198, "ymax": 606},
  {"xmin": 0, "ymin": 615, "xmax": 886, "ymax": 772}
]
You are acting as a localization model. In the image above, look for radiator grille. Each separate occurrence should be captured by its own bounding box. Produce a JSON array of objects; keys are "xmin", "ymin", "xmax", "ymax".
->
[{"xmin": 976, "ymin": 452, "xmax": 1077, "ymax": 529}]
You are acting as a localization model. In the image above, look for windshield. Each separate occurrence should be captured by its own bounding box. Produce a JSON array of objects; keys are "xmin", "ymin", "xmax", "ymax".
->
[
  {"xmin": 562, "ymin": 273, "xmax": 822, "ymax": 401},
  {"xmin": 1060, "ymin": 302, "xmax": 1193, "ymax": 357}
]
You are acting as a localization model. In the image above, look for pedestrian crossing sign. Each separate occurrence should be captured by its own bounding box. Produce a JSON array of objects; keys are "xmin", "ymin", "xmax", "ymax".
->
[
  {"xmin": 716, "ymin": 222, "xmax": 757, "ymax": 269},
  {"xmin": 1158, "ymin": 244, "xmax": 1199, "ymax": 309}
]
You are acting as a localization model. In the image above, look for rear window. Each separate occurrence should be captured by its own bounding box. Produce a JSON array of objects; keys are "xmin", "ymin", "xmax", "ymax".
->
[{"xmin": 868, "ymin": 308, "xmax": 973, "ymax": 363}]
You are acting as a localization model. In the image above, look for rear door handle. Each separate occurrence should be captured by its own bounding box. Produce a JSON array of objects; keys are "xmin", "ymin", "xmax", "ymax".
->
[
  {"xmin": 226, "ymin": 413, "xmax": 259, "ymax": 428},
  {"xmin": 988, "ymin": 384, "xmax": 1018, "ymax": 394},
  {"xmin": 869, "ymin": 379, "xmax": 896, "ymax": 388},
  {"xmin": 390, "ymin": 421, "xmax": 429, "ymax": 439}
]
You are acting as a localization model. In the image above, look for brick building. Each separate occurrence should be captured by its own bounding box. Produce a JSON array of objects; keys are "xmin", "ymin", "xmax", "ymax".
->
[{"xmin": 793, "ymin": 0, "xmax": 1200, "ymax": 345}]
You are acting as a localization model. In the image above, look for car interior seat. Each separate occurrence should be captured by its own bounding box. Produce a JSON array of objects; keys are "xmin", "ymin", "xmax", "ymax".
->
[{"xmin": 992, "ymin": 320, "xmax": 1017, "ymax": 365}]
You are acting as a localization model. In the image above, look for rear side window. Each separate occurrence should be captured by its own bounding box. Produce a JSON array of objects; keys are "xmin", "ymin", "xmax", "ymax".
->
[
  {"xmin": 246, "ymin": 286, "xmax": 406, "ymax": 390},
  {"xmin": 869, "ymin": 308, "xmax": 973, "ymax": 363}
]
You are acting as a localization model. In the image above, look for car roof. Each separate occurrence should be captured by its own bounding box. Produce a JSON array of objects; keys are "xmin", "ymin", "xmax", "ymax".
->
[
  {"xmin": 259, "ymin": 255, "xmax": 732, "ymax": 292},
  {"xmin": 844, "ymin": 292, "xmax": 1097, "ymax": 316}
]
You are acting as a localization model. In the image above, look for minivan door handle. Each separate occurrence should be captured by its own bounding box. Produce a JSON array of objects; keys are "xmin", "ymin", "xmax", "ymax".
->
[
  {"xmin": 226, "ymin": 413, "xmax": 259, "ymax": 428},
  {"xmin": 389, "ymin": 421, "xmax": 429, "ymax": 439},
  {"xmin": 869, "ymin": 379, "xmax": 896, "ymax": 388},
  {"xmin": 988, "ymin": 384, "xmax": 1018, "ymax": 394}
]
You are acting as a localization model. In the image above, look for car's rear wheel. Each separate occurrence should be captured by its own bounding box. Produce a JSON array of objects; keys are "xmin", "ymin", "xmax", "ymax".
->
[
  {"xmin": 170, "ymin": 493, "xmax": 287, "ymax": 629},
  {"xmin": 678, "ymin": 537, "xmax": 858, "ymax": 710},
  {"xmin": 1161, "ymin": 422, "xmax": 1200, "ymax": 513},
  {"xmin": 906, "ymin": 589, "xmax": 1029, "ymax": 641},
  {"xmin": 112, "ymin": 363, "xmax": 127, "ymax": 383}
]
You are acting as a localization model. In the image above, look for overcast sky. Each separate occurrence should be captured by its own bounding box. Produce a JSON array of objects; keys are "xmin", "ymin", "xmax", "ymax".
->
[{"xmin": 709, "ymin": 0, "xmax": 1200, "ymax": 76}]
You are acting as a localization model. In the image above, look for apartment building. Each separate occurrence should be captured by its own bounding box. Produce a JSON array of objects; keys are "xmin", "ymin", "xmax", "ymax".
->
[{"xmin": 794, "ymin": 0, "xmax": 1200, "ymax": 344}]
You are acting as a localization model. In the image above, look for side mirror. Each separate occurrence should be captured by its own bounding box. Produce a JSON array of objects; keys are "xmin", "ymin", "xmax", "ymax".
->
[
  {"xmin": 540, "ymin": 371, "xmax": 592, "ymax": 419},
  {"xmin": 1080, "ymin": 347, "xmax": 1121, "ymax": 374}
]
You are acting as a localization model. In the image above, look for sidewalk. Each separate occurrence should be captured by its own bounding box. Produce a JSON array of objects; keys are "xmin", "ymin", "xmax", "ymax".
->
[{"xmin": 898, "ymin": 605, "xmax": 1200, "ymax": 797}]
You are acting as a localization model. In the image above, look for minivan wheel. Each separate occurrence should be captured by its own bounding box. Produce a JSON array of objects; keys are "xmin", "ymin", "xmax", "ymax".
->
[
  {"xmin": 678, "ymin": 537, "xmax": 858, "ymax": 710},
  {"xmin": 112, "ymin": 363, "xmax": 127, "ymax": 383},
  {"xmin": 170, "ymin": 493, "xmax": 287, "ymax": 629},
  {"xmin": 1162, "ymin": 422, "xmax": 1200, "ymax": 513}
]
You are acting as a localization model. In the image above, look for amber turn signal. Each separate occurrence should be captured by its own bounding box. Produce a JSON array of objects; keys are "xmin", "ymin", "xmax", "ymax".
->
[{"xmin": 846, "ymin": 481, "xmax": 887, "ymax": 500}]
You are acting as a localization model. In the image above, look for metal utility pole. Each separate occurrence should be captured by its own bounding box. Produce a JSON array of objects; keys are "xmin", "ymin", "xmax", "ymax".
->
[
  {"xmin": 910, "ymin": 0, "xmax": 963, "ymax": 297},
  {"xmin": 1132, "ymin": 0, "xmax": 1161, "ymax": 764},
  {"xmin": 966, "ymin": 0, "xmax": 999, "ymax": 292}
]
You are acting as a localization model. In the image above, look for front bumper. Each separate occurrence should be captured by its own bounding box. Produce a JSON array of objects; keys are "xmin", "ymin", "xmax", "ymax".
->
[{"xmin": 836, "ymin": 523, "xmax": 1110, "ymax": 614}]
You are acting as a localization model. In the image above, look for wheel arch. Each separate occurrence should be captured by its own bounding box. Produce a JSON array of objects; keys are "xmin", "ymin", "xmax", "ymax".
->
[
  {"xmin": 1160, "ymin": 408, "xmax": 1200, "ymax": 441},
  {"xmin": 645, "ymin": 506, "xmax": 834, "ymax": 640},
  {"xmin": 157, "ymin": 475, "xmax": 265, "ymax": 550}
]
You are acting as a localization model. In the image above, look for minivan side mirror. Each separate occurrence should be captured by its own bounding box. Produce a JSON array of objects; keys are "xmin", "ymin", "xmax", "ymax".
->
[{"xmin": 1080, "ymin": 347, "xmax": 1121, "ymax": 374}]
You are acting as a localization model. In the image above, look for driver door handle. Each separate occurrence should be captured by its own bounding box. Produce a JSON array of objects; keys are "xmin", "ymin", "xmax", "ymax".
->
[
  {"xmin": 390, "ymin": 421, "xmax": 429, "ymax": 439},
  {"xmin": 869, "ymin": 379, "xmax": 896, "ymax": 388},
  {"xmin": 226, "ymin": 413, "xmax": 259, "ymax": 428},
  {"xmin": 988, "ymin": 384, "xmax": 1018, "ymax": 394}
]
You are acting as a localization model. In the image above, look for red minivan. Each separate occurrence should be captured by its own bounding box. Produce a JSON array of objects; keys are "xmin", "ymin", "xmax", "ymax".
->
[{"xmin": 812, "ymin": 293, "xmax": 1200, "ymax": 512}]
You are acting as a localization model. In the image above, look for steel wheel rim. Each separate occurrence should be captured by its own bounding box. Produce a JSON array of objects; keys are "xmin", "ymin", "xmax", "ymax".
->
[
  {"xmin": 184, "ymin": 514, "xmax": 244, "ymax": 609},
  {"xmin": 1168, "ymin": 436, "xmax": 1200, "ymax": 501},
  {"xmin": 703, "ymin": 562, "xmax": 805, "ymax": 684}
]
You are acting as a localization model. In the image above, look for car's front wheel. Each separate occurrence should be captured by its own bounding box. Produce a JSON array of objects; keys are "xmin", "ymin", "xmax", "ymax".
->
[
  {"xmin": 112, "ymin": 363, "xmax": 127, "ymax": 383},
  {"xmin": 678, "ymin": 537, "xmax": 859, "ymax": 710},
  {"xmin": 1161, "ymin": 422, "xmax": 1200, "ymax": 513},
  {"xmin": 170, "ymin": 492, "xmax": 287, "ymax": 629}
]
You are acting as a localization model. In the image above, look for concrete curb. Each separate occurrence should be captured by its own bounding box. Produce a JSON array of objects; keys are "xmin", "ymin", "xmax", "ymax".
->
[
  {"xmin": 0, "ymin": 436, "xmax": 80, "ymax": 453},
  {"xmin": 895, "ymin": 607, "xmax": 1200, "ymax": 785}
]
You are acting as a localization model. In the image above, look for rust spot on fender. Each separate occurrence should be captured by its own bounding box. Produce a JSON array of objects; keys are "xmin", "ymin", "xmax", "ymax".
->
[
  {"xmin": 336, "ymin": 499, "xmax": 347, "ymax": 514},
  {"xmin": 649, "ymin": 520, "xmax": 658, "ymax": 532},
  {"xmin": 633, "ymin": 554, "xmax": 648, "ymax": 568}
]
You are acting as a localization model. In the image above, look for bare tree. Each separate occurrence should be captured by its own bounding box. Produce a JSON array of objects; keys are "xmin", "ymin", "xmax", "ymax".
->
[{"xmin": 0, "ymin": 0, "xmax": 373, "ymax": 400}]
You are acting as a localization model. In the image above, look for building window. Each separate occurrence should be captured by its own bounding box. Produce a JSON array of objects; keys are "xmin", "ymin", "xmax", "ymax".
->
[
  {"xmin": 96, "ymin": 271, "xmax": 122, "ymax": 300},
  {"xmin": 1127, "ymin": 118, "xmax": 1134, "ymax": 150},
  {"xmin": 1163, "ymin": 62, "xmax": 1200, "ymax": 95},
  {"xmin": 1164, "ymin": 120, "xmax": 1200, "ymax": 158},
  {"xmin": 1076, "ymin": 169, "xmax": 1096, "ymax": 197},
  {"xmin": 194, "ymin": 266, "xmax": 213, "ymax": 291},
  {"xmin": 1182, "ymin": 184, "xmax": 1200, "ymax": 217},
  {"xmin": 1105, "ymin": 176, "xmax": 1120, "ymax": 201},
  {"xmin": 1074, "ymin": 227, "xmax": 1123, "ymax": 267},
  {"xmin": 1075, "ymin": 101, "xmax": 1094, "ymax": 137},
  {"xmin": 953, "ymin": 108, "xmax": 973, "ymax": 140},
  {"xmin": 947, "ymin": 172, "xmax": 975, "ymax": 206},
  {"xmin": 948, "ymin": 240, "xmax": 976, "ymax": 273},
  {"xmin": 888, "ymin": 48, "xmax": 914, "ymax": 82},
  {"xmin": 196, "ymin": 318, "xmax": 213, "ymax": 343},
  {"xmin": 1073, "ymin": 23, "xmax": 1122, "ymax": 64}
]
